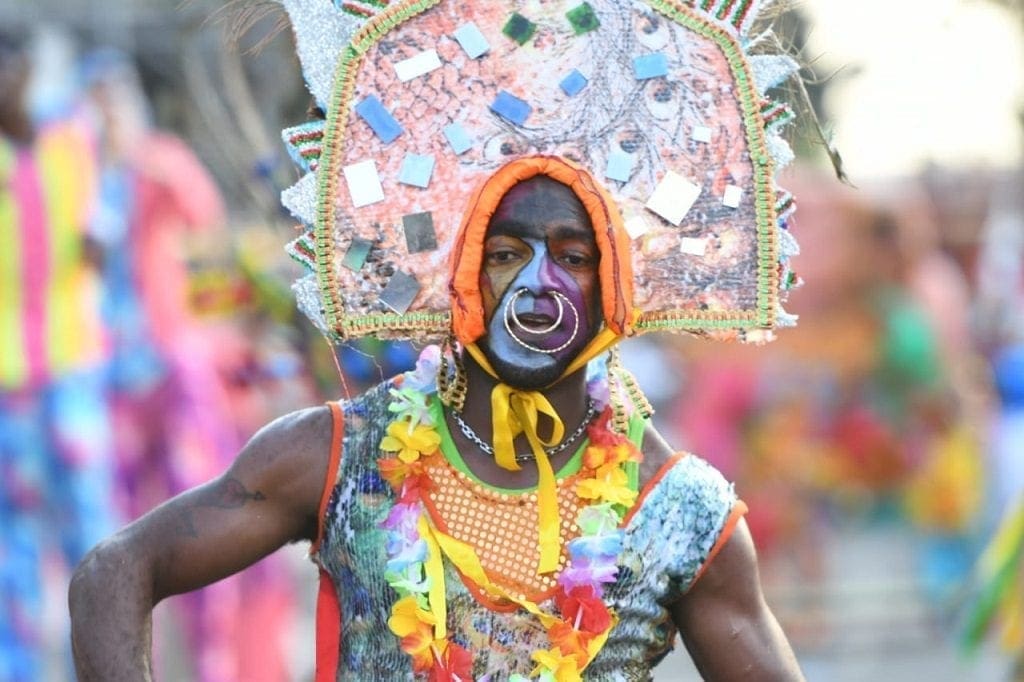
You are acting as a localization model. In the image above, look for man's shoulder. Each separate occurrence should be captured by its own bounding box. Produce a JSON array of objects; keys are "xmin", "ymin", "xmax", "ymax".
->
[
  {"xmin": 244, "ymin": 405, "xmax": 335, "ymax": 466},
  {"xmin": 258, "ymin": 374, "xmax": 406, "ymax": 450},
  {"xmin": 638, "ymin": 421, "xmax": 679, "ymax": 485},
  {"xmin": 638, "ymin": 422, "xmax": 736, "ymax": 510},
  {"xmin": 207, "ymin": 404, "xmax": 337, "ymax": 538}
]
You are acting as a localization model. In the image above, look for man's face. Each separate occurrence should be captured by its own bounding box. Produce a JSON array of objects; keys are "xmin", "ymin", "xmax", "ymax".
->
[{"xmin": 478, "ymin": 176, "xmax": 602, "ymax": 389}]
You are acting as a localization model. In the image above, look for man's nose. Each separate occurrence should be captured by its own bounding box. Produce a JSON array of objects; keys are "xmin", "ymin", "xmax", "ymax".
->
[{"xmin": 514, "ymin": 245, "xmax": 556, "ymax": 296}]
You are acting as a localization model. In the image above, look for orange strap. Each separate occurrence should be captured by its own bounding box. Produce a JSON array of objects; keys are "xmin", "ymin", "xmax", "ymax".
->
[
  {"xmin": 311, "ymin": 402, "xmax": 345, "ymax": 555},
  {"xmin": 621, "ymin": 452, "xmax": 688, "ymax": 528},
  {"xmin": 686, "ymin": 500, "xmax": 749, "ymax": 593}
]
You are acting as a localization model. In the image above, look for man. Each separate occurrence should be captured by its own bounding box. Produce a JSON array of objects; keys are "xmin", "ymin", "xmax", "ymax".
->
[
  {"xmin": 72, "ymin": 1, "xmax": 809, "ymax": 678},
  {"xmin": 71, "ymin": 160, "xmax": 802, "ymax": 680}
]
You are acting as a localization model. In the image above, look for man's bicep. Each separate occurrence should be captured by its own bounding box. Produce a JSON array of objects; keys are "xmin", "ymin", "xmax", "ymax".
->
[
  {"xmin": 129, "ymin": 406, "xmax": 332, "ymax": 601},
  {"xmin": 672, "ymin": 520, "xmax": 804, "ymax": 681}
]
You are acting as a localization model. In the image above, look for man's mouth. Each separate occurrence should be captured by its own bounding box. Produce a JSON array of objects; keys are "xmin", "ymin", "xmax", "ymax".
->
[{"xmin": 515, "ymin": 312, "xmax": 557, "ymax": 332}]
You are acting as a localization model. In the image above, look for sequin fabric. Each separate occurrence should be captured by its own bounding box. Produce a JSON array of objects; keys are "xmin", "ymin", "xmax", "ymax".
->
[{"xmin": 314, "ymin": 379, "xmax": 740, "ymax": 680}]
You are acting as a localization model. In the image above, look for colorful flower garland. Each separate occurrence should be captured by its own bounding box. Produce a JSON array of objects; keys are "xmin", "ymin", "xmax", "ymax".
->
[{"xmin": 377, "ymin": 350, "xmax": 641, "ymax": 681}]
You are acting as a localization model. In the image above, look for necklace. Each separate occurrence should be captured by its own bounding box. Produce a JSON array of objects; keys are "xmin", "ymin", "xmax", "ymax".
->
[{"xmin": 450, "ymin": 399, "xmax": 597, "ymax": 463}]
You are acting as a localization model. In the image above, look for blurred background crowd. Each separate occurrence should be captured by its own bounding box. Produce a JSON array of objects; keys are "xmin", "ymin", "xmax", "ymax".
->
[{"xmin": 0, "ymin": 0, "xmax": 1022, "ymax": 680}]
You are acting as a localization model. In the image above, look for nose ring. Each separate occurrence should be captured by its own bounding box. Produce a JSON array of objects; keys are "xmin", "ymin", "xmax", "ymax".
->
[
  {"xmin": 502, "ymin": 289, "xmax": 579, "ymax": 354},
  {"xmin": 507, "ymin": 288, "xmax": 564, "ymax": 335}
]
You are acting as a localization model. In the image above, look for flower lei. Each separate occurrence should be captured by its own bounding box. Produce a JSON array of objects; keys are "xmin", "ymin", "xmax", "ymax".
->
[{"xmin": 377, "ymin": 348, "xmax": 641, "ymax": 682}]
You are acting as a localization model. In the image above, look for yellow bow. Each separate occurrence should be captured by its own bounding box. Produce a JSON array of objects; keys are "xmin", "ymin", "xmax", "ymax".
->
[{"xmin": 489, "ymin": 383, "xmax": 563, "ymax": 471}]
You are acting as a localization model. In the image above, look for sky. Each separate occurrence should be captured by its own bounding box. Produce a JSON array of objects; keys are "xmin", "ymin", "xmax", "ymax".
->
[{"xmin": 801, "ymin": 0, "xmax": 1024, "ymax": 180}]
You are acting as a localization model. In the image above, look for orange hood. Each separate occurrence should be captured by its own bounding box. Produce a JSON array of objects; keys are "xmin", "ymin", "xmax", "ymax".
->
[{"xmin": 448, "ymin": 155, "xmax": 635, "ymax": 345}]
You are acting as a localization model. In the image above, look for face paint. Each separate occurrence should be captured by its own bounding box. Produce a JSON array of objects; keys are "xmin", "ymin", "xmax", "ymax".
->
[{"xmin": 478, "ymin": 177, "xmax": 601, "ymax": 389}]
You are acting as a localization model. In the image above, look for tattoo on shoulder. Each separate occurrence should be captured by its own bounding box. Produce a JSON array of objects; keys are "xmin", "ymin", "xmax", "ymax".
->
[{"xmin": 172, "ymin": 477, "xmax": 266, "ymax": 538}]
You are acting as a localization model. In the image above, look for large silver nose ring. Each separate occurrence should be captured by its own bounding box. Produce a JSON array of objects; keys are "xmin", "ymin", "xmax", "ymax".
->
[
  {"xmin": 507, "ymin": 288, "xmax": 564, "ymax": 335},
  {"xmin": 502, "ymin": 289, "xmax": 579, "ymax": 354}
]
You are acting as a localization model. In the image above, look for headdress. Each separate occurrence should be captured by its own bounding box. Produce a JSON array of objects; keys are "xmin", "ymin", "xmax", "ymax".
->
[{"xmin": 278, "ymin": 0, "xmax": 805, "ymax": 349}]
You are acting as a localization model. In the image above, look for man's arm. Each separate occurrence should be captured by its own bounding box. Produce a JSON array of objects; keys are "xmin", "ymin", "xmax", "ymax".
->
[
  {"xmin": 672, "ymin": 519, "xmax": 804, "ymax": 681},
  {"xmin": 69, "ymin": 405, "xmax": 333, "ymax": 681}
]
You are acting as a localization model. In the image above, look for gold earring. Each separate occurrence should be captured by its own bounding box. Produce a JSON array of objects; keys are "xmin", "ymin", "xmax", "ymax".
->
[
  {"xmin": 606, "ymin": 346, "xmax": 654, "ymax": 435},
  {"xmin": 437, "ymin": 332, "xmax": 467, "ymax": 412}
]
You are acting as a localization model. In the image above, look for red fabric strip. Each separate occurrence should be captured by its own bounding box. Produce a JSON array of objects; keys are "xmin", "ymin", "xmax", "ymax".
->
[{"xmin": 314, "ymin": 568, "xmax": 342, "ymax": 682}]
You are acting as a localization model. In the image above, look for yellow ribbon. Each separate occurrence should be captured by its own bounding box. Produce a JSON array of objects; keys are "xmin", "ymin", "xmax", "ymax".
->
[
  {"xmin": 424, "ymin": 522, "xmax": 619, "ymax": 675},
  {"xmin": 463, "ymin": 345, "xmax": 562, "ymax": 572},
  {"xmin": 464, "ymin": 324, "xmax": 625, "ymax": 472},
  {"xmin": 586, "ymin": 614, "xmax": 618, "ymax": 660},
  {"xmin": 559, "ymin": 325, "xmax": 625, "ymax": 381},
  {"xmin": 419, "ymin": 516, "xmax": 448, "ymax": 641},
  {"xmin": 429, "ymin": 524, "xmax": 561, "ymax": 628},
  {"xmin": 488, "ymin": 382, "xmax": 563, "ymax": 471}
]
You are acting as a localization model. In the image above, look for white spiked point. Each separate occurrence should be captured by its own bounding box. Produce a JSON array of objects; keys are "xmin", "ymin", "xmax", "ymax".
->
[
  {"xmin": 283, "ymin": 0, "xmax": 364, "ymax": 108},
  {"xmin": 749, "ymin": 54, "xmax": 801, "ymax": 95},
  {"xmin": 281, "ymin": 171, "xmax": 319, "ymax": 224}
]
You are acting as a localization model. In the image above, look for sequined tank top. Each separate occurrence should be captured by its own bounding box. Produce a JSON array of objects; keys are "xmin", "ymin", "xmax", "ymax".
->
[{"xmin": 312, "ymin": 379, "xmax": 743, "ymax": 681}]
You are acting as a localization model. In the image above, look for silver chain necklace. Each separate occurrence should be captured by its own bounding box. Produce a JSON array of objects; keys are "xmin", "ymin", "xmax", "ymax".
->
[{"xmin": 450, "ymin": 400, "xmax": 598, "ymax": 463}]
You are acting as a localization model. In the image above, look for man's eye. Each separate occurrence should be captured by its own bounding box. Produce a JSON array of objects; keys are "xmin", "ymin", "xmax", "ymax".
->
[
  {"xmin": 488, "ymin": 250, "xmax": 520, "ymax": 264},
  {"xmin": 560, "ymin": 253, "xmax": 591, "ymax": 267}
]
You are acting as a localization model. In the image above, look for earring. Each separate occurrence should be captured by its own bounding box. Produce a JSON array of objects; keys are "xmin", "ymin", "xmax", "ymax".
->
[
  {"xmin": 606, "ymin": 346, "xmax": 654, "ymax": 435},
  {"xmin": 508, "ymin": 288, "xmax": 564, "ymax": 335},
  {"xmin": 437, "ymin": 332, "xmax": 467, "ymax": 412}
]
